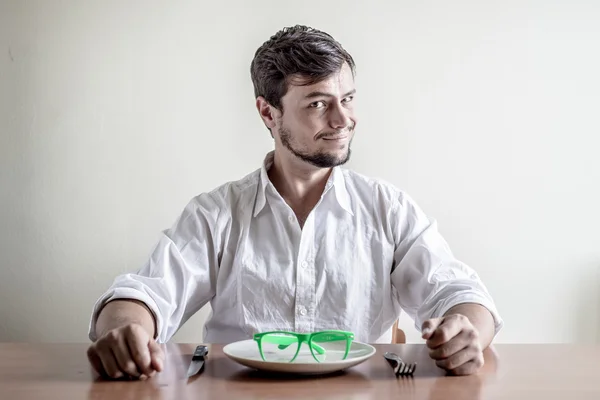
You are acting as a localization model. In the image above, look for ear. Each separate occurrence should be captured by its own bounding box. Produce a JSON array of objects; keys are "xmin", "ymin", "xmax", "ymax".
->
[{"xmin": 256, "ymin": 96, "xmax": 279, "ymax": 130}]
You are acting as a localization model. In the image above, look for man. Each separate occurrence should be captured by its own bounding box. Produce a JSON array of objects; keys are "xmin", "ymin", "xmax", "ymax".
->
[{"xmin": 87, "ymin": 25, "xmax": 503, "ymax": 380}]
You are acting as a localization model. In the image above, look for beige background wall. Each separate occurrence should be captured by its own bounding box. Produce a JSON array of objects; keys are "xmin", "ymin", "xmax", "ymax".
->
[{"xmin": 1, "ymin": 0, "xmax": 599, "ymax": 344}]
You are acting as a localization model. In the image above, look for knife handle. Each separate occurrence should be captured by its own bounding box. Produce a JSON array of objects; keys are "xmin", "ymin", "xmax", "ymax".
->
[{"xmin": 192, "ymin": 345, "xmax": 209, "ymax": 360}]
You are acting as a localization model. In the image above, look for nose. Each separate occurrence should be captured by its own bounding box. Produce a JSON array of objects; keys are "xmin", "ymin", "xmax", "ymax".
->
[{"xmin": 328, "ymin": 103, "xmax": 354, "ymax": 131}]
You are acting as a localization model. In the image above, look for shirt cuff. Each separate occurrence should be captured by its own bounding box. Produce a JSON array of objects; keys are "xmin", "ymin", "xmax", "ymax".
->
[
  {"xmin": 427, "ymin": 293, "xmax": 504, "ymax": 337},
  {"xmin": 88, "ymin": 287, "xmax": 164, "ymax": 342}
]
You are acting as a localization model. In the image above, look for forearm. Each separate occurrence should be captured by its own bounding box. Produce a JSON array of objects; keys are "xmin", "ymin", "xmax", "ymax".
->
[
  {"xmin": 444, "ymin": 303, "xmax": 495, "ymax": 349},
  {"xmin": 95, "ymin": 299, "xmax": 157, "ymax": 340}
]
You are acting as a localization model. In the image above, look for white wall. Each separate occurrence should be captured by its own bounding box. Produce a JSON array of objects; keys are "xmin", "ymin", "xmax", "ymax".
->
[{"xmin": 1, "ymin": 0, "xmax": 599, "ymax": 344}]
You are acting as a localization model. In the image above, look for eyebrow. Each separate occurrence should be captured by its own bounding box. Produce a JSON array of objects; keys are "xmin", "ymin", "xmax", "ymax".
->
[{"xmin": 304, "ymin": 89, "xmax": 356, "ymax": 100}]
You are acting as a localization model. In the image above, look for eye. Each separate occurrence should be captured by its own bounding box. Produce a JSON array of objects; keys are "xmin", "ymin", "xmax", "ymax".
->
[
  {"xmin": 342, "ymin": 96, "xmax": 354, "ymax": 103},
  {"xmin": 310, "ymin": 101, "xmax": 326, "ymax": 109}
]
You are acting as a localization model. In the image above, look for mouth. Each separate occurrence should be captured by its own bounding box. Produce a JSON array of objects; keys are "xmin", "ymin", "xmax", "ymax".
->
[{"xmin": 321, "ymin": 135, "xmax": 349, "ymax": 141}]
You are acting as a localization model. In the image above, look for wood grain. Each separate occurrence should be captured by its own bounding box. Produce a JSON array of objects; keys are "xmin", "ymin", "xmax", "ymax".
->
[{"xmin": 1, "ymin": 343, "xmax": 599, "ymax": 399}]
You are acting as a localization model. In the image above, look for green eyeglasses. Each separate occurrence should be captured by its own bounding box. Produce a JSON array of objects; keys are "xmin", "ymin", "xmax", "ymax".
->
[{"xmin": 253, "ymin": 330, "xmax": 355, "ymax": 363}]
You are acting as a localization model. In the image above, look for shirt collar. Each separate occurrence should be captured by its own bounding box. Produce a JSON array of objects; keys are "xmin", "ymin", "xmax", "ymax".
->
[
  {"xmin": 253, "ymin": 151, "xmax": 354, "ymax": 217},
  {"xmin": 252, "ymin": 153, "xmax": 272, "ymax": 217}
]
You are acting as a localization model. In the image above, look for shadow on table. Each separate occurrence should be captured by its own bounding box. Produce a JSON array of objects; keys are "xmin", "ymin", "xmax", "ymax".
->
[
  {"xmin": 227, "ymin": 366, "xmax": 370, "ymax": 382},
  {"xmin": 202, "ymin": 354, "xmax": 371, "ymax": 382},
  {"xmin": 87, "ymin": 379, "xmax": 163, "ymax": 400}
]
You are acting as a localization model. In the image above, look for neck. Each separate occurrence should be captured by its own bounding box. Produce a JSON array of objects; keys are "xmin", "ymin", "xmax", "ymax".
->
[{"xmin": 268, "ymin": 151, "xmax": 332, "ymax": 215}]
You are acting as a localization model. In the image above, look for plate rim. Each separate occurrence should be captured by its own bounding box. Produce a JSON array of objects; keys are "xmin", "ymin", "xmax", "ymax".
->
[{"xmin": 222, "ymin": 339, "xmax": 377, "ymax": 367}]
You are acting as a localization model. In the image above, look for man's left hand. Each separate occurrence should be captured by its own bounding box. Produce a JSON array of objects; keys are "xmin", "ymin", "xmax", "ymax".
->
[{"xmin": 422, "ymin": 313, "xmax": 484, "ymax": 376}]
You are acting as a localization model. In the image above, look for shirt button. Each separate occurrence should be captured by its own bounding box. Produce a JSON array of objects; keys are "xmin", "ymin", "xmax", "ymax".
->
[
  {"xmin": 298, "ymin": 306, "xmax": 307, "ymax": 316},
  {"xmin": 288, "ymin": 215, "xmax": 295, "ymax": 223},
  {"xmin": 301, "ymin": 261, "xmax": 308, "ymax": 268}
]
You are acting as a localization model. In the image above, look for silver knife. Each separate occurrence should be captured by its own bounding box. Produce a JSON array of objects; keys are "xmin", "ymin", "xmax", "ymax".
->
[{"xmin": 186, "ymin": 345, "xmax": 209, "ymax": 378}]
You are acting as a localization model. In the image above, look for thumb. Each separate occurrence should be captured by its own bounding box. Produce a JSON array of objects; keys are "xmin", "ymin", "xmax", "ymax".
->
[
  {"xmin": 148, "ymin": 339, "xmax": 165, "ymax": 372},
  {"xmin": 421, "ymin": 317, "xmax": 444, "ymax": 340}
]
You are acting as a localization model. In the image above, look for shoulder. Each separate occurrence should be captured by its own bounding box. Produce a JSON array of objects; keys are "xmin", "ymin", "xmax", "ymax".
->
[
  {"xmin": 165, "ymin": 169, "xmax": 261, "ymax": 242},
  {"xmin": 342, "ymin": 169, "xmax": 433, "ymax": 241},
  {"xmin": 341, "ymin": 168, "xmax": 416, "ymax": 210},
  {"xmin": 190, "ymin": 168, "xmax": 261, "ymax": 208}
]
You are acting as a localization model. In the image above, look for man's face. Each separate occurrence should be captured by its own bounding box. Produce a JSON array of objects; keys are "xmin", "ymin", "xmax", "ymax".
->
[{"xmin": 272, "ymin": 63, "xmax": 357, "ymax": 168}]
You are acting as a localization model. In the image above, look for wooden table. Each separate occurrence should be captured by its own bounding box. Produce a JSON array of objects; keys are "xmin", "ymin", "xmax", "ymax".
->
[{"xmin": 1, "ymin": 343, "xmax": 599, "ymax": 399}]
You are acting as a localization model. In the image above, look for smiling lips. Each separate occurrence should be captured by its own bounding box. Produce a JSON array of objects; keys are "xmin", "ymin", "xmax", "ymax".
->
[{"xmin": 321, "ymin": 135, "xmax": 348, "ymax": 141}]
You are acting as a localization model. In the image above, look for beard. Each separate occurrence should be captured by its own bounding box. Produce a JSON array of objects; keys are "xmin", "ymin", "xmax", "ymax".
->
[{"xmin": 278, "ymin": 126, "xmax": 353, "ymax": 168}]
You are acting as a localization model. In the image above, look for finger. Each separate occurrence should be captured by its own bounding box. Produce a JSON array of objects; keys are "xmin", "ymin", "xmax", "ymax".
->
[
  {"xmin": 125, "ymin": 327, "xmax": 153, "ymax": 375},
  {"xmin": 87, "ymin": 346, "xmax": 105, "ymax": 377},
  {"xmin": 429, "ymin": 330, "xmax": 473, "ymax": 360},
  {"xmin": 426, "ymin": 316, "xmax": 465, "ymax": 348},
  {"xmin": 144, "ymin": 370, "xmax": 157, "ymax": 380},
  {"xmin": 446, "ymin": 354, "xmax": 485, "ymax": 376},
  {"xmin": 96, "ymin": 345, "xmax": 124, "ymax": 379},
  {"xmin": 148, "ymin": 339, "xmax": 165, "ymax": 372},
  {"xmin": 113, "ymin": 336, "xmax": 141, "ymax": 378},
  {"xmin": 435, "ymin": 346, "xmax": 477, "ymax": 371},
  {"xmin": 421, "ymin": 318, "xmax": 443, "ymax": 340}
]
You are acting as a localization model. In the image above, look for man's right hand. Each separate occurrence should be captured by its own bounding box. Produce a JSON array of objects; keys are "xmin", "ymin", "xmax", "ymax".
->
[{"xmin": 87, "ymin": 323, "xmax": 164, "ymax": 380}]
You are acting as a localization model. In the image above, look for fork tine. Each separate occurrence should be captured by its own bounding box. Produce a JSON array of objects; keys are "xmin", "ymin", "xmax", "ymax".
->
[
  {"xmin": 402, "ymin": 363, "xmax": 410, "ymax": 375},
  {"xmin": 396, "ymin": 362, "xmax": 416, "ymax": 376},
  {"xmin": 385, "ymin": 352, "xmax": 416, "ymax": 377},
  {"xmin": 395, "ymin": 362, "xmax": 404, "ymax": 375}
]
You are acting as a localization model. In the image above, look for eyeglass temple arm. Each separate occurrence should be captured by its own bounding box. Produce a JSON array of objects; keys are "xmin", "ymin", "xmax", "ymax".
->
[{"xmin": 261, "ymin": 335, "xmax": 326, "ymax": 355}]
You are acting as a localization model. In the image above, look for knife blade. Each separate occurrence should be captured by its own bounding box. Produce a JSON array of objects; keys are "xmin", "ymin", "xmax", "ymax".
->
[{"xmin": 186, "ymin": 345, "xmax": 209, "ymax": 378}]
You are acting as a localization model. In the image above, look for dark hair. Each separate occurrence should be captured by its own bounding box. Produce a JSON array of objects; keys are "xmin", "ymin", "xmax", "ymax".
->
[{"xmin": 250, "ymin": 25, "xmax": 356, "ymax": 110}]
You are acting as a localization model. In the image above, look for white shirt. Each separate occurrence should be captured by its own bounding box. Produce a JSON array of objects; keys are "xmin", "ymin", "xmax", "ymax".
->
[{"xmin": 88, "ymin": 152, "xmax": 503, "ymax": 344}]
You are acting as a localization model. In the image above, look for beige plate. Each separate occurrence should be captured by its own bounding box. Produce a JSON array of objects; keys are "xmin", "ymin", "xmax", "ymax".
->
[{"xmin": 222, "ymin": 339, "xmax": 376, "ymax": 375}]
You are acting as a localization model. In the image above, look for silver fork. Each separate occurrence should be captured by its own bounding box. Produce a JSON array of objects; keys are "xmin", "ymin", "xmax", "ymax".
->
[{"xmin": 384, "ymin": 352, "xmax": 417, "ymax": 377}]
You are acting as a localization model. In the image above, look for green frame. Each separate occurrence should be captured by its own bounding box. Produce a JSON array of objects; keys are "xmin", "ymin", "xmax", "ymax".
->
[{"xmin": 253, "ymin": 330, "xmax": 355, "ymax": 363}]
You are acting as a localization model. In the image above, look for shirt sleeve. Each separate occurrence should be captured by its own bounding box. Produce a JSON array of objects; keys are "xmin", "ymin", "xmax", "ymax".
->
[
  {"xmin": 389, "ymin": 191, "xmax": 504, "ymax": 336},
  {"xmin": 88, "ymin": 193, "xmax": 222, "ymax": 343}
]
